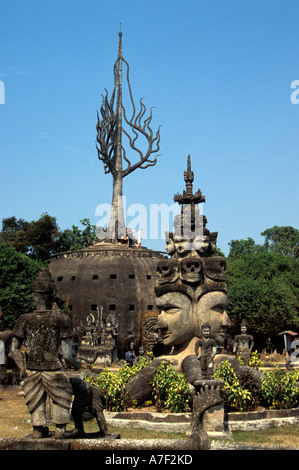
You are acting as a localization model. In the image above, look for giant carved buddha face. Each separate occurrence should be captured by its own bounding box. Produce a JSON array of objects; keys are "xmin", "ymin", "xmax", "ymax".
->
[
  {"xmin": 155, "ymin": 257, "xmax": 230, "ymax": 349},
  {"xmin": 194, "ymin": 291, "xmax": 230, "ymax": 345},
  {"xmin": 156, "ymin": 289, "xmax": 230, "ymax": 347},
  {"xmin": 156, "ymin": 291, "xmax": 194, "ymax": 346}
]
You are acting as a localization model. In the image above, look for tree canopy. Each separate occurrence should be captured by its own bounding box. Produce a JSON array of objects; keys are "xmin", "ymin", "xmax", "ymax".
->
[
  {"xmin": 0, "ymin": 241, "xmax": 43, "ymax": 329},
  {"xmin": 0, "ymin": 214, "xmax": 96, "ymax": 262},
  {"xmin": 226, "ymin": 227, "xmax": 299, "ymax": 347}
]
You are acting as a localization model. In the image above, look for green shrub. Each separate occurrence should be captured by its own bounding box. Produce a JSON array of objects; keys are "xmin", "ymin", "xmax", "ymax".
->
[
  {"xmin": 261, "ymin": 367, "xmax": 299, "ymax": 409},
  {"xmin": 214, "ymin": 360, "xmax": 252, "ymax": 412},
  {"xmin": 151, "ymin": 361, "xmax": 191, "ymax": 413},
  {"xmin": 236, "ymin": 350, "xmax": 264, "ymax": 369},
  {"xmin": 85, "ymin": 352, "xmax": 154, "ymax": 411}
]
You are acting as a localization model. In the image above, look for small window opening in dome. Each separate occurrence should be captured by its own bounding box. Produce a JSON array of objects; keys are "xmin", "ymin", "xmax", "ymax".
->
[
  {"xmin": 93, "ymin": 274, "xmax": 99, "ymax": 280},
  {"xmin": 109, "ymin": 304, "xmax": 116, "ymax": 310},
  {"xmin": 146, "ymin": 275, "xmax": 151, "ymax": 280},
  {"xmin": 129, "ymin": 304, "xmax": 135, "ymax": 311},
  {"xmin": 110, "ymin": 274, "xmax": 117, "ymax": 279},
  {"xmin": 57, "ymin": 276, "xmax": 63, "ymax": 282},
  {"xmin": 129, "ymin": 274, "xmax": 135, "ymax": 279}
]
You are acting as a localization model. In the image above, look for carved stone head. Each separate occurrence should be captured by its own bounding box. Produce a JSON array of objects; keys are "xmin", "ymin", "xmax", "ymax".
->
[
  {"xmin": 32, "ymin": 268, "xmax": 56, "ymax": 311},
  {"xmin": 155, "ymin": 255, "xmax": 230, "ymax": 348}
]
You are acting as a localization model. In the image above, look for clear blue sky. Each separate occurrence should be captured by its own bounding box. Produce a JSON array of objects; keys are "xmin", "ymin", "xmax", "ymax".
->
[{"xmin": 0, "ymin": 0, "xmax": 298, "ymax": 255}]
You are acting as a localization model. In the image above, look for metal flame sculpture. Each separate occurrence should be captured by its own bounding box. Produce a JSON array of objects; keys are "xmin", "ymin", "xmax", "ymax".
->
[{"xmin": 96, "ymin": 31, "xmax": 161, "ymax": 241}]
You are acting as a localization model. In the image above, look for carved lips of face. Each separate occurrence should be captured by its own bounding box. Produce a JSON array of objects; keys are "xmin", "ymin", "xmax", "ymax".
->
[{"xmin": 156, "ymin": 292, "xmax": 194, "ymax": 347}]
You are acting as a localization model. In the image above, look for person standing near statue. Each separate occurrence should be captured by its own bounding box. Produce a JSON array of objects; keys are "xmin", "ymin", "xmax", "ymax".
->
[
  {"xmin": 233, "ymin": 319, "xmax": 254, "ymax": 364},
  {"xmin": 10, "ymin": 268, "xmax": 79, "ymax": 439}
]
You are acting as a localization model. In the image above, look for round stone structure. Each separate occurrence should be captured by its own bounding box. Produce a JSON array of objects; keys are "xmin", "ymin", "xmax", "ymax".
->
[{"xmin": 49, "ymin": 242, "xmax": 166, "ymax": 357}]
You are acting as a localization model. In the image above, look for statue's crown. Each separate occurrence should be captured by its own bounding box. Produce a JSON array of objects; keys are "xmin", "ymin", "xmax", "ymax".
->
[{"xmin": 32, "ymin": 268, "xmax": 55, "ymax": 294}]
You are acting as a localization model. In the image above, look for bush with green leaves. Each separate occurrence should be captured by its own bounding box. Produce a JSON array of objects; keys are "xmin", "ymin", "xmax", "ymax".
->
[
  {"xmin": 85, "ymin": 353, "xmax": 154, "ymax": 411},
  {"xmin": 151, "ymin": 361, "xmax": 191, "ymax": 413},
  {"xmin": 261, "ymin": 366, "xmax": 299, "ymax": 410},
  {"xmin": 214, "ymin": 360, "xmax": 252, "ymax": 412},
  {"xmin": 236, "ymin": 350, "xmax": 264, "ymax": 369}
]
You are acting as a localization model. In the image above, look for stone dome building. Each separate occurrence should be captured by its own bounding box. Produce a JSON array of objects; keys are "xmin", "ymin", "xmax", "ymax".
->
[
  {"xmin": 49, "ymin": 32, "xmax": 166, "ymax": 360},
  {"xmin": 49, "ymin": 242, "xmax": 166, "ymax": 357}
]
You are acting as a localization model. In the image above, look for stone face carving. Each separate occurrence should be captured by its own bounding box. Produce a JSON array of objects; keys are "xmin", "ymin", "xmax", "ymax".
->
[
  {"xmin": 154, "ymin": 156, "xmax": 230, "ymax": 372},
  {"xmin": 10, "ymin": 268, "xmax": 79, "ymax": 439},
  {"xmin": 125, "ymin": 157, "xmax": 230, "ymax": 409}
]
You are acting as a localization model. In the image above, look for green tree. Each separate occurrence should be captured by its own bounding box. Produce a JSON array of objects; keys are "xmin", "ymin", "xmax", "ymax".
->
[
  {"xmin": 226, "ymin": 229, "xmax": 299, "ymax": 345},
  {"xmin": 227, "ymin": 237, "xmax": 265, "ymax": 259},
  {"xmin": 0, "ymin": 242, "xmax": 43, "ymax": 328},
  {"xmin": 57, "ymin": 219, "xmax": 96, "ymax": 252},
  {"xmin": 261, "ymin": 226, "xmax": 299, "ymax": 258},
  {"xmin": 0, "ymin": 213, "xmax": 60, "ymax": 262}
]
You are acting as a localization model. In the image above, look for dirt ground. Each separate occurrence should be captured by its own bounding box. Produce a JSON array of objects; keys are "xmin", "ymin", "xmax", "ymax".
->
[{"xmin": 2, "ymin": 386, "xmax": 299, "ymax": 448}]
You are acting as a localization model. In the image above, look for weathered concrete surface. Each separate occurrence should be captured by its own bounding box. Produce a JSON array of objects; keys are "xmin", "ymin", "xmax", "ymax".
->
[
  {"xmin": 0, "ymin": 436, "xmax": 199, "ymax": 451},
  {"xmin": 105, "ymin": 407, "xmax": 299, "ymax": 433},
  {"xmin": 0, "ymin": 436, "xmax": 297, "ymax": 451}
]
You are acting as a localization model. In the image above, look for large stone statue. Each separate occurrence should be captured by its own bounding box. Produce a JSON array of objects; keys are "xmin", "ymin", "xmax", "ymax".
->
[
  {"xmin": 233, "ymin": 319, "xmax": 254, "ymax": 364},
  {"xmin": 10, "ymin": 268, "xmax": 78, "ymax": 439},
  {"xmin": 154, "ymin": 254, "xmax": 229, "ymax": 377},
  {"xmin": 125, "ymin": 156, "xmax": 230, "ymax": 405}
]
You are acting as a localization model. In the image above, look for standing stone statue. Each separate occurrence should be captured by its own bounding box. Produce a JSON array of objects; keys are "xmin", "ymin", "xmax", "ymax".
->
[
  {"xmin": 233, "ymin": 319, "xmax": 254, "ymax": 364},
  {"xmin": 195, "ymin": 323, "xmax": 217, "ymax": 379},
  {"xmin": 10, "ymin": 268, "xmax": 78, "ymax": 439}
]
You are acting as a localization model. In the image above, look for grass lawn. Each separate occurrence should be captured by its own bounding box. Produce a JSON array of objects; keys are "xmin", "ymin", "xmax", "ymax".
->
[{"xmin": 1, "ymin": 386, "xmax": 298, "ymax": 448}]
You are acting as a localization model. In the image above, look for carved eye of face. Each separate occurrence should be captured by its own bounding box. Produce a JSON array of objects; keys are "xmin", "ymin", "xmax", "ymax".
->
[
  {"xmin": 160, "ymin": 304, "xmax": 181, "ymax": 315},
  {"xmin": 211, "ymin": 304, "xmax": 226, "ymax": 315}
]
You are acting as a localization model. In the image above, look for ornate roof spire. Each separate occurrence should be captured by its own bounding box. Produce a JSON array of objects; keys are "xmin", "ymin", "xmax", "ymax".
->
[{"xmin": 174, "ymin": 155, "xmax": 205, "ymax": 207}]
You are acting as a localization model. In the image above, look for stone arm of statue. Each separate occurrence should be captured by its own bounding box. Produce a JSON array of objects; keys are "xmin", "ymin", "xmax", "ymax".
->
[
  {"xmin": 249, "ymin": 337, "xmax": 254, "ymax": 353},
  {"xmin": 61, "ymin": 337, "xmax": 81, "ymax": 370},
  {"xmin": 194, "ymin": 339, "xmax": 201, "ymax": 358},
  {"xmin": 9, "ymin": 336, "xmax": 26, "ymax": 378}
]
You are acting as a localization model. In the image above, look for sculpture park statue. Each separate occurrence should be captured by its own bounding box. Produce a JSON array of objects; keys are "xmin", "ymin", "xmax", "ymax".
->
[
  {"xmin": 70, "ymin": 377, "xmax": 119, "ymax": 439},
  {"xmin": 124, "ymin": 156, "xmax": 230, "ymax": 405},
  {"xmin": 195, "ymin": 323, "xmax": 217, "ymax": 379},
  {"xmin": 125, "ymin": 156, "xmax": 265, "ymax": 408},
  {"xmin": 233, "ymin": 319, "xmax": 254, "ymax": 364},
  {"xmin": 10, "ymin": 268, "xmax": 79, "ymax": 439}
]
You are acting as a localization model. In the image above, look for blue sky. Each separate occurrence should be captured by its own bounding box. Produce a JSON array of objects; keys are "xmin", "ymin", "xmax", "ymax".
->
[{"xmin": 0, "ymin": 0, "xmax": 298, "ymax": 255}]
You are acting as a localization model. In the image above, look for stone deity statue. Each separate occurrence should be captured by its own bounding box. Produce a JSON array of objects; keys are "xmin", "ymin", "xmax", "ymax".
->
[
  {"xmin": 233, "ymin": 319, "xmax": 254, "ymax": 364},
  {"xmin": 10, "ymin": 268, "xmax": 79, "ymax": 439},
  {"xmin": 154, "ymin": 254, "xmax": 229, "ymax": 375},
  {"xmin": 125, "ymin": 156, "xmax": 231, "ymax": 406},
  {"xmin": 195, "ymin": 323, "xmax": 217, "ymax": 379}
]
